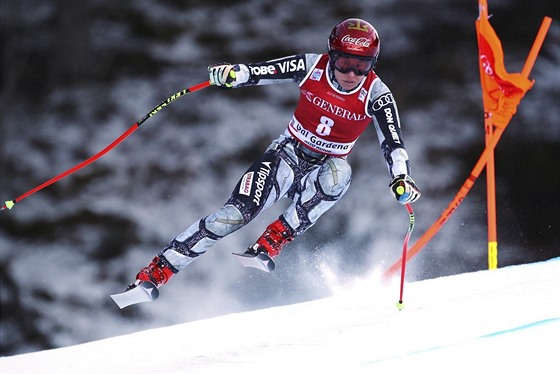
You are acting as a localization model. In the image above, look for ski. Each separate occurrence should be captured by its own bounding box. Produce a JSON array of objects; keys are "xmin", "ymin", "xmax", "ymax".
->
[
  {"xmin": 110, "ymin": 281, "xmax": 159, "ymax": 309},
  {"xmin": 232, "ymin": 251, "xmax": 276, "ymax": 272}
]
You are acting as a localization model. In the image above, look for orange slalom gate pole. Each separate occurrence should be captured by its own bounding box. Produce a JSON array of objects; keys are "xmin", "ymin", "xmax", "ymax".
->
[
  {"xmin": 485, "ymin": 119, "xmax": 498, "ymax": 270},
  {"xmin": 481, "ymin": 0, "xmax": 498, "ymax": 270},
  {"xmin": 383, "ymin": 131, "xmax": 505, "ymax": 280},
  {"xmin": 382, "ymin": 16, "xmax": 552, "ymax": 280}
]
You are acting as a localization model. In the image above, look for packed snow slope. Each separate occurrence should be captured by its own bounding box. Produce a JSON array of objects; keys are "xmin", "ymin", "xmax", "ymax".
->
[
  {"xmin": 1, "ymin": 0, "xmax": 558, "ymax": 356},
  {"xmin": 1, "ymin": 257, "xmax": 558, "ymax": 374}
]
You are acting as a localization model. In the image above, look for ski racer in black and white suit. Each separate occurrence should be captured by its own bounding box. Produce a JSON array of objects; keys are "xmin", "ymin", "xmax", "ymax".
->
[{"xmin": 131, "ymin": 18, "xmax": 421, "ymax": 288}]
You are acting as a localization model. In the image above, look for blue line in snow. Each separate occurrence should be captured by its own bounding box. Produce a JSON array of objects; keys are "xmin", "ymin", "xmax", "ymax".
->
[
  {"xmin": 362, "ymin": 317, "xmax": 559, "ymax": 366},
  {"xmin": 479, "ymin": 317, "xmax": 558, "ymax": 338}
]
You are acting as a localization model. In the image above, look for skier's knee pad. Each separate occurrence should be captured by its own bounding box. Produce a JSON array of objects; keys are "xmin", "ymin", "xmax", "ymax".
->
[
  {"xmin": 204, "ymin": 204, "xmax": 245, "ymax": 237},
  {"xmin": 318, "ymin": 158, "xmax": 352, "ymax": 197}
]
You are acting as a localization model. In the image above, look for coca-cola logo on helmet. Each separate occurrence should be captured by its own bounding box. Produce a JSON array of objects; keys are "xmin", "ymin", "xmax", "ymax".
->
[{"xmin": 341, "ymin": 35, "xmax": 371, "ymax": 48}]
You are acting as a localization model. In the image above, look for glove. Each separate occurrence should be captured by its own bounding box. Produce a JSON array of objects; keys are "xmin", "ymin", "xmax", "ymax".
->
[
  {"xmin": 389, "ymin": 174, "xmax": 421, "ymax": 204},
  {"xmin": 208, "ymin": 63, "xmax": 238, "ymax": 88}
]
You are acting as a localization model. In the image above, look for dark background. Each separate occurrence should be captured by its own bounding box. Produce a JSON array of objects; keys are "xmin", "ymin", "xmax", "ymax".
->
[{"xmin": 1, "ymin": 0, "xmax": 558, "ymax": 356}]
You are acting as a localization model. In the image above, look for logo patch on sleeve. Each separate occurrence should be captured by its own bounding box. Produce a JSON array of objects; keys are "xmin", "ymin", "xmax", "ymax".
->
[
  {"xmin": 239, "ymin": 172, "xmax": 254, "ymax": 196},
  {"xmin": 310, "ymin": 68, "xmax": 324, "ymax": 81}
]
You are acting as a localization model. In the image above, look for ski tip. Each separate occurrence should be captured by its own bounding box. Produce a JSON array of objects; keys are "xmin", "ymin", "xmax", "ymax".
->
[
  {"xmin": 232, "ymin": 252, "xmax": 276, "ymax": 273},
  {"xmin": 110, "ymin": 281, "xmax": 159, "ymax": 309}
]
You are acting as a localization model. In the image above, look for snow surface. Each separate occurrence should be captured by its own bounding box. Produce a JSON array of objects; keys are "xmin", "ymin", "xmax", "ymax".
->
[
  {"xmin": 1, "ymin": 257, "xmax": 558, "ymax": 374},
  {"xmin": 1, "ymin": 0, "xmax": 558, "ymax": 356}
]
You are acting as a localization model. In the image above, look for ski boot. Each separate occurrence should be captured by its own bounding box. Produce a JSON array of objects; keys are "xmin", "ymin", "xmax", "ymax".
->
[
  {"xmin": 233, "ymin": 218, "xmax": 294, "ymax": 272},
  {"xmin": 134, "ymin": 255, "xmax": 175, "ymax": 288},
  {"xmin": 110, "ymin": 255, "xmax": 176, "ymax": 309},
  {"xmin": 249, "ymin": 218, "xmax": 294, "ymax": 257}
]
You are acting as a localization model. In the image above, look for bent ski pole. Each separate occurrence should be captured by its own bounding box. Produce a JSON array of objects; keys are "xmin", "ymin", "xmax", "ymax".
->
[
  {"xmin": 396, "ymin": 203, "xmax": 415, "ymax": 310},
  {"xmin": 2, "ymin": 80, "xmax": 211, "ymax": 211}
]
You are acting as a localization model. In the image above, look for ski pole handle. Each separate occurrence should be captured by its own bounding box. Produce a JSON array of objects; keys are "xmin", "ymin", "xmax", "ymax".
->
[{"xmin": 393, "ymin": 181, "xmax": 406, "ymax": 196}]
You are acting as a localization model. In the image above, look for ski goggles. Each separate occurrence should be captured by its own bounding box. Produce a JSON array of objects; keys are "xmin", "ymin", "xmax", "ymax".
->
[{"xmin": 329, "ymin": 51, "xmax": 375, "ymax": 76}]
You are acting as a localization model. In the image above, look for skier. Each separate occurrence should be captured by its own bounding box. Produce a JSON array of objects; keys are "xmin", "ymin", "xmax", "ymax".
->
[{"xmin": 129, "ymin": 18, "xmax": 420, "ymax": 291}]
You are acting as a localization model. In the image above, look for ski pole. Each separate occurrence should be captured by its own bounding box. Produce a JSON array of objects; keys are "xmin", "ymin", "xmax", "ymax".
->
[
  {"xmin": 396, "ymin": 203, "xmax": 415, "ymax": 311},
  {"xmin": 1, "ymin": 80, "xmax": 211, "ymax": 211}
]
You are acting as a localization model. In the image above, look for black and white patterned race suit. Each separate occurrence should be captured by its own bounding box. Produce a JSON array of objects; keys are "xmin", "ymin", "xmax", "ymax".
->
[
  {"xmin": 159, "ymin": 53, "xmax": 412, "ymax": 272},
  {"xmin": 161, "ymin": 132, "xmax": 351, "ymax": 271}
]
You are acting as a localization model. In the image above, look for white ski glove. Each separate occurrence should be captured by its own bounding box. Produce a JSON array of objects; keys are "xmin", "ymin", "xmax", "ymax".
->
[
  {"xmin": 389, "ymin": 174, "xmax": 421, "ymax": 204},
  {"xmin": 208, "ymin": 63, "xmax": 239, "ymax": 88}
]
